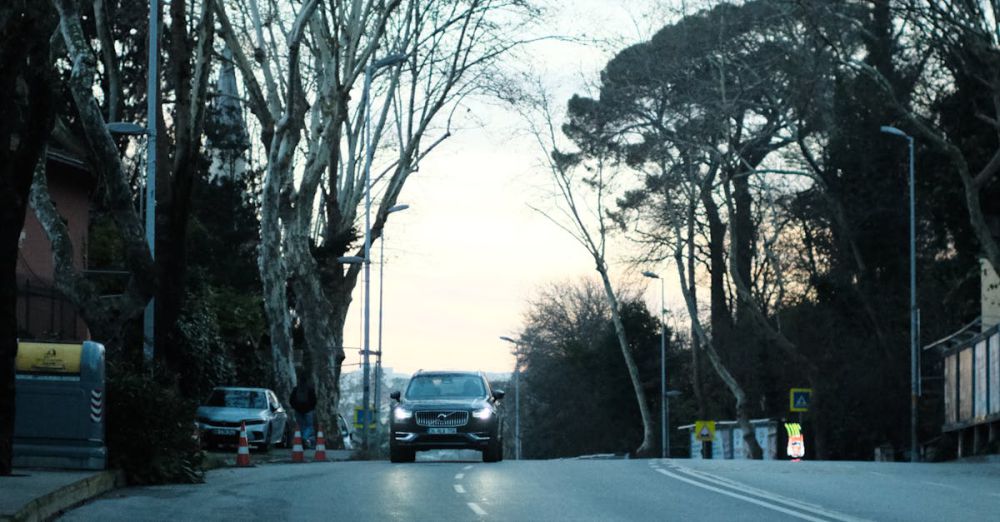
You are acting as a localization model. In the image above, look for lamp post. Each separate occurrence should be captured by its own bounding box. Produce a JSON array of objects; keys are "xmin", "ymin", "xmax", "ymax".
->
[
  {"xmin": 880, "ymin": 124, "xmax": 919, "ymax": 463},
  {"xmin": 499, "ymin": 336, "xmax": 521, "ymax": 460},
  {"xmin": 359, "ymin": 52, "xmax": 407, "ymax": 452},
  {"xmin": 372, "ymin": 203, "xmax": 409, "ymax": 452},
  {"xmin": 143, "ymin": 0, "xmax": 158, "ymax": 367},
  {"xmin": 642, "ymin": 271, "xmax": 669, "ymax": 459},
  {"xmin": 108, "ymin": 0, "xmax": 159, "ymax": 366}
]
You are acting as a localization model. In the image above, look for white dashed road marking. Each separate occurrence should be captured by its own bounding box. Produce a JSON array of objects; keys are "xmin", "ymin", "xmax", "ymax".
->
[
  {"xmin": 463, "ymin": 465, "xmax": 473, "ymax": 470},
  {"xmin": 467, "ymin": 502, "xmax": 487, "ymax": 516},
  {"xmin": 455, "ymin": 473, "xmax": 464, "ymax": 480},
  {"xmin": 454, "ymin": 484, "xmax": 466, "ymax": 494},
  {"xmin": 921, "ymin": 481, "xmax": 960, "ymax": 491}
]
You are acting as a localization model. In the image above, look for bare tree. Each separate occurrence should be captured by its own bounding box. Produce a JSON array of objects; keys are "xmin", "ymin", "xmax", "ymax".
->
[
  {"xmin": 35, "ymin": 0, "xmax": 156, "ymax": 351},
  {"xmin": 514, "ymin": 87, "xmax": 657, "ymax": 457},
  {"xmin": 217, "ymin": 0, "xmax": 533, "ymax": 425},
  {"xmin": 33, "ymin": 0, "xmax": 219, "ymax": 376}
]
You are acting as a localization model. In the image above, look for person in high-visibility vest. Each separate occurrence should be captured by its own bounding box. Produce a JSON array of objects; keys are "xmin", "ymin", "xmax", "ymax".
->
[{"xmin": 785, "ymin": 423, "xmax": 804, "ymax": 460}]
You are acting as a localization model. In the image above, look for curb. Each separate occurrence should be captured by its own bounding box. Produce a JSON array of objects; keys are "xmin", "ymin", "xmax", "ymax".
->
[{"xmin": 1, "ymin": 470, "xmax": 124, "ymax": 522}]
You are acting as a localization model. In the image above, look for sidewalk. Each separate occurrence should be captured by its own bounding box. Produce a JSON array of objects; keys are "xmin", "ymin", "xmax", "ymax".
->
[
  {"xmin": 0, "ymin": 469, "xmax": 122, "ymax": 522},
  {"xmin": 1, "ymin": 449, "xmax": 354, "ymax": 521}
]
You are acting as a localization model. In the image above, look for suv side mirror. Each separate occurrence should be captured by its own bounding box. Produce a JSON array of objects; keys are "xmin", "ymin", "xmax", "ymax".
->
[
  {"xmin": 492, "ymin": 390, "xmax": 505, "ymax": 401},
  {"xmin": 390, "ymin": 391, "xmax": 401, "ymax": 401}
]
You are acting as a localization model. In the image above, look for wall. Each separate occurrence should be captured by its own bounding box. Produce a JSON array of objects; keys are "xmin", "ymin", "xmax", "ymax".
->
[{"xmin": 15, "ymin": 153, "xmax": 92, "ymax": 341}]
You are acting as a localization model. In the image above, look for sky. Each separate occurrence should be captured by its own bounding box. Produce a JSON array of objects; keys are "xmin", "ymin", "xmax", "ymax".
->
[{"xmin": 341, "ymin": 1, "xmax": 693, "ymax": 376}]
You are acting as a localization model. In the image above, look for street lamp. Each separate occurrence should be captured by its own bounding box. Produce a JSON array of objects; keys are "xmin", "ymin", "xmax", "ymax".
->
[
  {"xmin": 372, "ymin": 203, "xmax": 409, "ymax": 453},
  {"xmin": 360, "ymin": 52, "xmax": 407, "ymax": 452},
  {"xmin": 499, "ymin": 335, "xmax": 522, "ymax": 460},
  {"xmin": 144, "ymin": 0, "xmax": 159, "ymax": 368},
  {"xmin": 880, "ymin": 124, "xmax": 919, "ymax": 463},
  {"xmin": 106, "ymin": 122, "xmax": 146, "ymax": 135},
  {"xmin": 104, "ymin": 1, "xmax": 159, "ymax": 366},
  {"xmin": 642, "ymin": 270, "xmax": 670, "ymax": 459}
]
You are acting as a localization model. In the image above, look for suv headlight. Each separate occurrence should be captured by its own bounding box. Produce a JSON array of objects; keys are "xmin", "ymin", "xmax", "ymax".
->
[
  {"xmin": 393, "ymin": 407, "xmax": 413, "ymax": 421},
  {"xmin": 472, "ymin": 407, "xmax": 492, "ymax": 419}
]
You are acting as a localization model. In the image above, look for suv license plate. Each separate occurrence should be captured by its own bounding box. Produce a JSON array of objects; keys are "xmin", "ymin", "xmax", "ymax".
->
[
  {"xmin": 212, "ymin": 428, "xmax": 237, "ymax": 436},
  {"xmin": 428, "ymin": 427, "xmax": 457, "ymax": 435}
]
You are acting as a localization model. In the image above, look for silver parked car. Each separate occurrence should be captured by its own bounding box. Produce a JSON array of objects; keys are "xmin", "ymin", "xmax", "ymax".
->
[
  {"xmin": 338, "ymin": 413, "xmax": 355, "ymax": 450},
  {"xmin": 196, "ymin": 386, "xmax": 288, "ymax": 451}
]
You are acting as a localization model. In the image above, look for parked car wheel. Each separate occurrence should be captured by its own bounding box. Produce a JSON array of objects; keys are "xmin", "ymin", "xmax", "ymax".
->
[
  {"xmin": 259, "ymin": 425, "xmax": 272, "ymax": 453},
  {"xmin": 276, "ymin": 422, "xmax": 288, "ymax": 448}
]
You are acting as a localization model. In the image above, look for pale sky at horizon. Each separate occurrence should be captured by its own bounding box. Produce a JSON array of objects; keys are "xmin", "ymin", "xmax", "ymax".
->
[{"xmin": 342, "ymin": 0, "xmax": 694, "ymax": 375}]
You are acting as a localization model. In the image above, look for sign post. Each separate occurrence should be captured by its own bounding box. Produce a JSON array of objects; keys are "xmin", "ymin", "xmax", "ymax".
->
[
  {"xmin": 353, "ymin": 406, "xmax": 376, "ymax": 432},
  {"xmin": 694, "ymin": 420, "xmax": 716, "ymax": 459},
  {"xmin": 787, "ymin": 388, "xmax": 811, "ymax": 461},
  {"xmin": 789, "ymin": 388, "xmax": 812, "ymax": 413}
]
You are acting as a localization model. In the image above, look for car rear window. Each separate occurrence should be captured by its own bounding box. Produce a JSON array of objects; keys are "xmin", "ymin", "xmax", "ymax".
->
[
  {"xmin": 405, "ymin": 374, "xmax": 486, "ymax": 399},
  {"xmin": 206, "ymin": 389, "xmax": 267, "ymax": 409}
]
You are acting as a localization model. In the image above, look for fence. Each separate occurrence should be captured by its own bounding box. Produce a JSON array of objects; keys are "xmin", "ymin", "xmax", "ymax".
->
[{"xmin": 16, "ymin": 279, "xmax": 86, "ymax": 342}]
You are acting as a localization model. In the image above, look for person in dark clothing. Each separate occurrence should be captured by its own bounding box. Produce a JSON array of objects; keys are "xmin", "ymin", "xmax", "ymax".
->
[{"xmin": 290, "ymin": 375, "xmax": 318, "ymax": 448}]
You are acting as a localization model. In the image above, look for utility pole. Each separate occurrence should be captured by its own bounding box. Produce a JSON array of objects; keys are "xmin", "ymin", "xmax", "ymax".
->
[
  {"xmin": 373, "ymin": 204, "xmax": 408, "ymax": 454},
  {"xmin": 360, "ymin": 53, "xmax": 406, "ymax": 452}
]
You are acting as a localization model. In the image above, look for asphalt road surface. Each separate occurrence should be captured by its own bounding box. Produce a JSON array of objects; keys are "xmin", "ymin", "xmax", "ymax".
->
[{"xmin": 60, "ymin": 452, "xmax": 1000, "ymax": 521}]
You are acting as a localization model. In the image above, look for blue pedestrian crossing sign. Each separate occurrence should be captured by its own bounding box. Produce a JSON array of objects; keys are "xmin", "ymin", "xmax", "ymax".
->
[
  {"xmin": 789, "ymin": 388, "xmax": 812, "ymax": 412},
  {"xmin": 354, "ymin": 406, "xmax": 376, "ymax": 430}
]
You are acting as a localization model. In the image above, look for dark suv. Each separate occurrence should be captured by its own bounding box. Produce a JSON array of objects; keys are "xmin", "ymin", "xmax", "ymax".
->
[{"xmin": 389, "ymin": 371, "xmax": 505, "ymax": 463}]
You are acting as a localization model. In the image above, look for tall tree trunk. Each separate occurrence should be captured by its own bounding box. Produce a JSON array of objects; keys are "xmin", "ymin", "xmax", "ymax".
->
[
  {"xmin": 157, "ymin": 0, "xmax": 214, "ymax": 376},
  {"xmin": 596, "ymin": 263, "xmax": 656, "ymax": 457},
  {"xmin": 673, "ymin": 208, "xmax": 763, "ymax": 459},
  {"xmin": 687, "ymin": 197, "xmax": 706, "ymax": 419},
  {"xmin": 314, "ymin": 304, "xmax": 349, "ymax": 438},
  {"xmin": 0, "ymin": 237, "xmax": 22, "ymax": 476},
  {"xmin": 732, "ymin": 174, "xmax": 754, "ymax": 324},
  {"xmin": 258, "ymin": 168, "xmax": 295, "ymax": 404},
  {"xmin": 284, "ymin": 213, "xmax": 348, "ymax": 430},
  {"xmin": 0, "ymin": 0, "xmax": 57, "ymax": 474},
  {"xmin": 701, "ymin": 187, "xmax": 733, "ymax": 353}
]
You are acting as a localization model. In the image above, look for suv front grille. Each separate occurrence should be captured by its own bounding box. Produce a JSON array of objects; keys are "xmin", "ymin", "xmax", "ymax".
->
[{"xmin": 416, "ymin": 411, "xmax": 469, "ymax": 427}]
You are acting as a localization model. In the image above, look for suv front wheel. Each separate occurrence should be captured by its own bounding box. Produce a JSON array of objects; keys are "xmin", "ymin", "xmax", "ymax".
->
[
  {"xmin": 390, "ymin": 444, "xmax": 415, "ymax": 463},
  {"xmin": 482, "ymin": 440, "xmax": 502, "ymax": 462}
]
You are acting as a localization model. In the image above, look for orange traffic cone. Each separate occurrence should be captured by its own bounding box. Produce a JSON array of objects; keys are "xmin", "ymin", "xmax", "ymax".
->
[
  {"xmin": 314, "ymin": 425, "xmax": 327, "ymax": 462},
  {"xmin": 291, "ymin": 429, "xmax": 305, "ymax": 463},
  {"xmin": 236, "ymin": 421, "xmax": 251, "ymax": 467}
]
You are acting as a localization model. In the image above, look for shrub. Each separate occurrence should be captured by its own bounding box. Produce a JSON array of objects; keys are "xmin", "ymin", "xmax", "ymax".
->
[{"xmin": 105, "ymin": 361, "xmax": 204, "ymax": 484}]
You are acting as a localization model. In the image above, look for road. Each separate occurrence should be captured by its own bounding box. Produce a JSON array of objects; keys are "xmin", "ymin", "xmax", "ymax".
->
[{"xmin": 60, "ymin": 452, "xmax": 1000, "ymax": 521}]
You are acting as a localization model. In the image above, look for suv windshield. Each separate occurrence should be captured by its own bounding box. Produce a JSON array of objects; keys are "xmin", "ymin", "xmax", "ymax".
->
[
  {"xmin": 405, "ymin": 374, "xmax": 486, "ymax": 399},
  {"xmin": 206, "ymin": 389, "xmax": 267, "ymax": 409}
]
